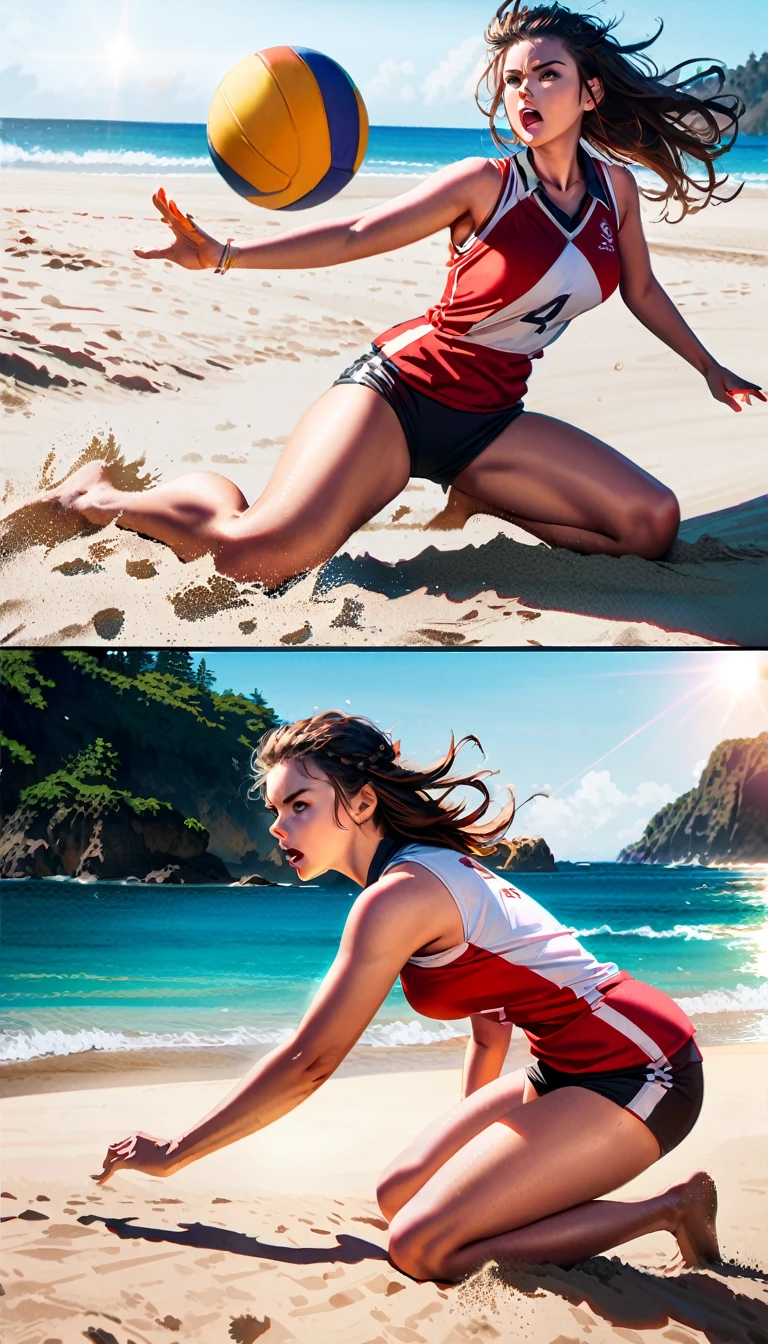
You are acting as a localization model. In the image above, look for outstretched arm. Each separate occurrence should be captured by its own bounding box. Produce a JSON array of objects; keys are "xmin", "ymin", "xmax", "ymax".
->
[
  {"xmin": 612, "ymin": 166, "xmax": 765, "ymax": 412},
  {"xmin": 462, "ymin": 1012, "xmax": 513, "ymax": 1098},
  {"xmin": 92, "ymin": 865, "xmax": 455, "ymax": 1183},
  {"xmin": 135, "ymin": 157, "xmax": 498, "ymax": 273}
]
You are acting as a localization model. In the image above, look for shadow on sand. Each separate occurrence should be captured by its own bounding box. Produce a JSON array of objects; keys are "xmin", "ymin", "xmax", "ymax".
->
[
  {"xmin": 77, "ymin": 1211, "xmax": 389, "ymax": 1265},
  {"xmin": 315, "ymin": 496, "xmax": 768, "ymax": 646},
  {"xmin": 77, "ymin": 1213, "xmax": 768, "ymax": 1341},
  {"xmin": 470, "ymin": 1255, "xmax": 768, "ymax": 1343}
]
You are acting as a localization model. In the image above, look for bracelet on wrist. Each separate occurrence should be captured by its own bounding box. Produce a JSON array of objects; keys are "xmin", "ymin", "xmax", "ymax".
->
[{"xmin": 215, "ymin": 238, "xmax": 238, "ymax": 274}]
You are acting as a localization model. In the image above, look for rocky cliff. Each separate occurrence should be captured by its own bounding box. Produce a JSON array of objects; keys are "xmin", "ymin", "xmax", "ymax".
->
[
  {"xmin": 494, "ymin": 836, "xmax": 556, "ymax": 872},
  {"xmin": 1, "ymin": 650, "xmax": 282, "ymax": 882},
  {"xmin": 618, "ymin": 733, "xmax": 768, "ymax": 865}
]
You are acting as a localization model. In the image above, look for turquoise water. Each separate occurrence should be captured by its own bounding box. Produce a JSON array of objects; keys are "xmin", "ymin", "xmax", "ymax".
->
[
  {"xmin": 1, "ymin": 118, "xmax": 766, "ymax": 190},
  {"xmin": 1, "ymin": 865, "xmax": 766, "ymax": 1064}
]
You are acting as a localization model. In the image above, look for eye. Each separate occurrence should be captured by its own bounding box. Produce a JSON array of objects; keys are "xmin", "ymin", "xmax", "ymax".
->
[
  {"xmin": 540, "ymin": 68, "xmax": 559, "ymax": 80},
  {"xmin": 293, "ymin": 800, "xmax": 308, "ymax": 813},
  {"xmin": 504, "ymin": 74, "xmax": 521, "ymax": 87}
]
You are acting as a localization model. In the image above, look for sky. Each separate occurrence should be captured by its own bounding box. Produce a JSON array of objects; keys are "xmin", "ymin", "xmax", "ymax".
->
[
  {"xmin": 0, "ymin": 0, "xmax": 764, "ymax": 127},
  {"xmin": 193, "ymin": 650, "xmax": 768, "ymax": 862}
]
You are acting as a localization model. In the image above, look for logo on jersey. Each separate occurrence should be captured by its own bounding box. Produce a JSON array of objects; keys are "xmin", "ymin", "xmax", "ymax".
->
[
  {"xmin": 598, "ymin": 220, "xmax": 615, "ymax": 252},
  {"xmin": 520, "ymin": 293, "xmax": 571, "ymax": 336}
]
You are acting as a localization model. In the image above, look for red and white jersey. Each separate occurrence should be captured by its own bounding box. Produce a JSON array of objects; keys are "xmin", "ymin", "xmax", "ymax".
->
[
  {"xmin": 374, "ymin": 145, "xmax": 622, "ymax": 412},
  {"xmin": 385, "ymin": 844, "xmax": 695, "ymax": 1074}
]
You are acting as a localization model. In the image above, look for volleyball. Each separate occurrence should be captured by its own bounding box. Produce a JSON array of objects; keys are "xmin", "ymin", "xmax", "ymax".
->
[{"xmin": 207, "ymin": 46, "xmax": 368, "ymax": 211}]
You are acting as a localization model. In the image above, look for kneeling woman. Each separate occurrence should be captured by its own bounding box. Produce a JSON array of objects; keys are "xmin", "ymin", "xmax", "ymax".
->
[{"xmin": 93, "ymin": 712, "xmax": 718, "ymax": 1281}]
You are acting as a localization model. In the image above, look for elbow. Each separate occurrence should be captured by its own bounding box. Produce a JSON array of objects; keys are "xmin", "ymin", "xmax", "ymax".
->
[{"xmin": 290, "ymin": 1044, "xmax": 343, "ymax": 1088}]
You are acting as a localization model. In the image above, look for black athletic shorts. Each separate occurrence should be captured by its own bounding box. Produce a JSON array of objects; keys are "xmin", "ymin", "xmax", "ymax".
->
[
  {"xmin": 526, "ymin": 1036, "xmax": 704, "ymax": 1157},
  {"xmin": 333, "ymin": 343, "xmax": 525, "ymax": 488}
]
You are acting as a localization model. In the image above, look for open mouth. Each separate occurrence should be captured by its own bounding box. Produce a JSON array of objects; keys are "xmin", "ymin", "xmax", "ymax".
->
[
  {"xmin": 520, "ymin": 108, "xmax": 543, "ymax": 130},
  {"xmin": 283, "ymin": 847, "xmax": 304, "ymax": 867}
]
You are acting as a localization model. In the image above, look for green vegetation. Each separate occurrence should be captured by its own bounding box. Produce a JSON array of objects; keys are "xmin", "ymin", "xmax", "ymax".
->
[
  {"xmin": 19, "ymin": 738, "xmax": 175, "ymax": 820},
  {"xmin": 618, "ymin": 733, "xmax": 768, "ymax": 865},
  {"xmin": 1, "ymin": 650, "xmax": 282, "ymax": 879}
]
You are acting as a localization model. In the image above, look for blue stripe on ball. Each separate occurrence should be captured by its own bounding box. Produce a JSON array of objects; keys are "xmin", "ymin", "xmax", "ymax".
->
[
  {"xmin": 280, "ymin": 165, "xmax": 354, "ymax": 211},
  {"xmin": 207, "ymin": 135, "xmax": 267, "ymax": 199},
  {"xmin": 293, "ymin": 47, "xmax": 360, "ymax": 173}
]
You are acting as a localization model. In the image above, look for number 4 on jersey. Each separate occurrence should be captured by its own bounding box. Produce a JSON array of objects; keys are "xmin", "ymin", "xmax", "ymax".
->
[{"xmin": 521, "ymin": 293, "xmax": 571, "ymax": 336}]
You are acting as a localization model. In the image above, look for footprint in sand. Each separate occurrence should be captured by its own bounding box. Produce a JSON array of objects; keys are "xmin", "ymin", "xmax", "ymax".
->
[
  {"xmin": 126, "ymin": 559, "xmax": 157, "ymax": 579},
  {"xmin": 229, "ymin": 1315, "xmax": 271, "ymax": 1343},
  {"xmin": 280, "ymin": 622, "xmax": 312, "ymax": 646},
  {"xmin": 53, "ymin": 558, "xmax": 103, "ymax": 576},
  {"xmin": 92, "ymin": 608, "xmax": 125, "ymax": 640},
  {"xmin": 170, "ymin": 576, "xmax": 250, "ymax": 622}
]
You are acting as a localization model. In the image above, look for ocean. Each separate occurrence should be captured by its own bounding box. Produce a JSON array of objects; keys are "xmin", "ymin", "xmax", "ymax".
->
[
  {"xmin": 1, "ymin": 117, "xmax": 767, "ymax": 192},
  {"xmin": 2, "ymin": 864, "xmax": 766, "ymax": 1073}
]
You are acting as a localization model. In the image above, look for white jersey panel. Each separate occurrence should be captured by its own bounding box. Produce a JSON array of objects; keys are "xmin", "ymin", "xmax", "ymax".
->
[
  {"xmin": 461, "ymin": 240, "xmax": 604, "ymax": 356},
  {"xmin": 388, "ymin": 844, "xmax": 619, "ymax": 1003}
]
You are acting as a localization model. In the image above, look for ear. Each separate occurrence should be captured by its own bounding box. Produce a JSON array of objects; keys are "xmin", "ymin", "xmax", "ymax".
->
[
  {"xmin": 351, "ymin": 781, "xmax": 379, "ymax": 825},
  {"xmin": 584, "ymin": 76, "xmax": 604, "ymax": 111}
]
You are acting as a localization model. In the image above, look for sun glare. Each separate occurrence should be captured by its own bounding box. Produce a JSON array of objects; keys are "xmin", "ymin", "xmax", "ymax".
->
[
  {"xmin": 718, "ymin": 655, "xmax": 762, "ymax": 700},
  {"xmin": 105, "ymin": 35, "xmax": 136, "ymax": 73}
]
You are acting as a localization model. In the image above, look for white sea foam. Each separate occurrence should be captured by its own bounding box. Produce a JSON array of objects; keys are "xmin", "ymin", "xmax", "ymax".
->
[
  {"xmin": 0, "ymin": 143, "xmax": 211, "ymax": 169},
  {"xmin": 0, "ymin": 1018, "xmax": 470, "ymax": 1063},
  {"xmin": 674, "ymin": 983, "xmax": 768, "ymax": 1015},
  {"xmin": 575, "ymin": 923, "xmax": 719, "ymax": 940}
]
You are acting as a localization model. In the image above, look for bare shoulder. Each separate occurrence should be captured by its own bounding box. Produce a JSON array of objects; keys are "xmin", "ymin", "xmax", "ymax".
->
[
  {"xmin": 606, "ymin": 163, "xmax": 640, "ymax": 227},
  {"xmin": 344, "ymin": 862, "xmax": 459, "ymax": 957}
]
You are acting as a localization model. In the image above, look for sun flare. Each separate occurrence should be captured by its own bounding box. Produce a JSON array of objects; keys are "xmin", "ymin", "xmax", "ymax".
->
[{"xmin": 717, "ymin": 655, "xmax": 763, "ymax": 700}]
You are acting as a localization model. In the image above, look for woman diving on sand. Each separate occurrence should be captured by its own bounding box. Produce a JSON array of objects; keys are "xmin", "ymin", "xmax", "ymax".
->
[
  {"xmin": 49, "ymin": 2, "xmax": 764, "ymax": 588},
  {"xmin": 93, "ymin": 712, "xmax": 719, "ymax": 1282}
]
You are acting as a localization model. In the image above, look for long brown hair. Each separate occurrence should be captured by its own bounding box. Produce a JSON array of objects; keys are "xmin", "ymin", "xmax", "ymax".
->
[
  {"xmin": 478, "ymin": 1, "xmax": 744, "ymax": 220},
  {"xmin": 251, "ymin": 710, "xmax": 520, "ymax": 856}
]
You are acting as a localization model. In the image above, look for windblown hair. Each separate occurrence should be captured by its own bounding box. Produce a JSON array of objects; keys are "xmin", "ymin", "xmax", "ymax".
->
[
  {"xmin": 478, "ymin": 1, "xmax": 744, "ymax": 219},
  {"xmin": 251, "ymin": 710, "xmax": 521, "ymax": 856}
]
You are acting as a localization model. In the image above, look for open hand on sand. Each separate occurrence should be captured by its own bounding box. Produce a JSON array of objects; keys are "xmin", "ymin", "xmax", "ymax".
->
[
  {"xmin": 91, "ymin": 1129, "xmax": 182, "ymax": 1184},
  {"xmin": 134, "ymin": 186, "xmax": 223, "ymax": 270},
  {"xmin": 705, "ymin": 363, "xmax": 766, "ymax": 412}
]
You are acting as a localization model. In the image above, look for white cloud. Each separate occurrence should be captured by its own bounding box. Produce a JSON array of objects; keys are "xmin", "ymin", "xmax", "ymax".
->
[
  {"xmin": 368, "ymin": 57, "xmax": 416, "ymax": 95},
  {"xmin": 421, "ymin": 34, "xmax": 485, "ymax": 105},
  {"xmin": 692, "ymin": 758, "xmax": 706, "ymax": 783},
  {"xmin": 514, "ymin": 769, "xmax": 676, "ymax": 861}
]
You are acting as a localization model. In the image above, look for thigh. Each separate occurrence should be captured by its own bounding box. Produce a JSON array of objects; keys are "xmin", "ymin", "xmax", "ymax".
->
[
  {"xmin": 235, "ymin": 383, "xmax": 410, "ymax": 552},
  {"xmin": 390, "ymin": 1085, "xmax": 661, "ymax": 1253},
  {"xmin": 378, "ymin": 1068, "xmax": 535, "ymax": 1218},
  {"xmin": 454, "ymin": 410, "xmax": 673, "ymax": 536}
]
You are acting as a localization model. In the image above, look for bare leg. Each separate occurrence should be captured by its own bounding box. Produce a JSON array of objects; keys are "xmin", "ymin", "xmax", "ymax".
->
[
  {"xmin": 378, "ymin": 1068, "xmax": 535, "ymax": 1222},
  {"xmin": 386, "ymin": 1087, "xmax": 718, "ymax": 1282},
  {"xmin": 428, "ymin": 411, "xmax": 680, "ymax": 560},
  {"xmin": 44, "ymin": 385, "xmax": 411, "ymax": 585}
]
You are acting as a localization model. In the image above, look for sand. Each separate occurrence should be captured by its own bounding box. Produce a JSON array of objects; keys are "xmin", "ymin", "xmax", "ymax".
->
[
  {"xmin": 1, "ymin": 1039, "xmax": 767, "ymax": 1344},
  {"xmin": 1, "ymin": 169, "xmax": 766, "ymax": 649}
]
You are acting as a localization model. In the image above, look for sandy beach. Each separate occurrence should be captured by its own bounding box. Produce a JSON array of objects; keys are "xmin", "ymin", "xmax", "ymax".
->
[
  {"xmin": 1, "ymin": 168, "xmax": 766, "ymax": 649},
  {"xmin": 1, "ymin": 1038, "xmax": 766, "ymax": 1344}
]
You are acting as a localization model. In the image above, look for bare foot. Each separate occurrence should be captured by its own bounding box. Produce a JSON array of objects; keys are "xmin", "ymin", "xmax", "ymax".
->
[
  {"xmin": 49, "ymin": 461, "xmax": 120, "ymax": 526},
  {"xmin": 666, "ymin": 1170, "xmax": 720, "ymax": 1267}
]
